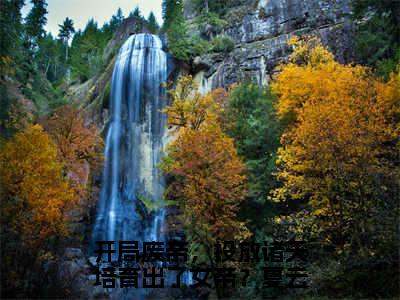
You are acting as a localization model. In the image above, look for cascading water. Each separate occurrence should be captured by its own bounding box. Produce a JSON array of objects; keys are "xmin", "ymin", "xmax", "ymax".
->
[
  {"xmin": 90, "ymin": 34, "xmax": 192, "ymax": 298},
  {"xmin": 92, "ymin": 33, "xmax": 167, "ymax": 252}
]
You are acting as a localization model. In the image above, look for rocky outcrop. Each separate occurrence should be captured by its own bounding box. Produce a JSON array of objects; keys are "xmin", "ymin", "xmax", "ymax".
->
[
  {"xmin": 189, "ymin": 0, "xmax": 355, "ymax": 91},
  {"xmin": 103, "ymin": 16, "xmax": 150, "ymax": 63},
  {"xmin": 56, "ymin": 247, "xmax": 113, "ymax": 299},
  {"xmin": 55, "ymin": 248, "xmax": 92, "ymax": 298}
]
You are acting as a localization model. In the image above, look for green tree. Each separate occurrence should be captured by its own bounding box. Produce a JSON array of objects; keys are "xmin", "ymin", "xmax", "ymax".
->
[
  {"xmin": 129, "ymin": 6, "xmax": 145, "ymax": 21},
  {"xmin": 36, "ymin": 33, "xmax": 66, "ymax": 82},
  {"xmin": 162, "ymin": 0, "xmax": 212, "ymax": 61},
  {"xmin": 109, "ymin": 7, "xmax": 124, "ymax": 30},
  {"xmin": 225, "ymin": 83, "xmax": 283, "ymax": 205},
  {"xmin": 25, "ymin": 0, "xmax": 48, "ymax": 50},
  {"xmin": 102, "ymin": 8, "xmax": 125, "ymax": 43},
  {"xmin": 0, "ymin": 0, "xmax": 24, "ymax": 77},
  {"xmin": 352, "ymin": 0, "xmax": 400, "ymax": 77},
  {"xmin": 162, "ymin": 0, "xmax": 183, "ymax": 32},
  {"xmin": 70, "ymin": 19, "xmax": 107, "ymax": 82},
  {"xmin": 58, "ymin": 17, "xmax": 75, "ymax": 62},
  {"xmin": 0, "ymin": 0, "xmax": 25, "ymax": 137},
  {"xmin": 147, "ymin": 11, "xmax": 159, "ymax": 34},
  {"xmin": 114, "ymin": 7, "xmax": 124, "ymax": 23}
]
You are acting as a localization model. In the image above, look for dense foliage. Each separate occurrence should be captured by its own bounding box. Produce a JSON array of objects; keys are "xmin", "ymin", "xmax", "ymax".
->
[
  {"xmin": 0, "ymin": 0, "xmax": 24, "ymax": 77},
  {"xmin": 161, "ymin": 76, "xmax": 250, "ymax": 271},
  {"xmin": 162, "ymin": 0, "xmax": 235, "ymax": 62},
  {"xmin": 224, "ymin": 83, "xmax": 283, "ymax": 205},
  {"xmin": 160, "ymin": 31, "xmax": 399, "ymax": 298},
  {"xmin": 147, "ymin": 11, "xmax": 160, "ymax": 34},
  {"xmin": 0, "ymin": 125, "xmax": 75, "ymax": 296},
  {"xmin": 352, "ymin": 0, "xmax": 400, "ymax": 77},
  {"xmin": 41, "ymin": 105, "xmax": 103, "ymax": 198},
  {"xmin": 0, "ymin": 107, "xmax": 103, "ymax": 297},
  {"xmin": 271, "ymin": 36, "xmax": 399, "ymax": 298}
]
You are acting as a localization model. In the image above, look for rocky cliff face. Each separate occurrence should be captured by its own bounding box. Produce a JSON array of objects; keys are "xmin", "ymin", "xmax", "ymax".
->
[
  {"xmin": 73, "ymin": 1, "xmax": 356, "ymax": 127},
  {"xmin": 187, "ymin": 0, "xmax": 355, "ymax": 92}
]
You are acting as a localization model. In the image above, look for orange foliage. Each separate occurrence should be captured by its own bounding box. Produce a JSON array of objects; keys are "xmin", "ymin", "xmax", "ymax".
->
[
  {"xmin": 162, "ymin": 124, "xmax": 249, "ymax": 243},
  {"xmin": 41, "ymin": 105, "xmax": 103, "ymax": 198},
  {"xmin": 0, "ymin": 125, "xmax": 76, "ymax": 249},
  {"xmin": 161, "ymin": 76, "xmax": 250, "ymax": 250}
]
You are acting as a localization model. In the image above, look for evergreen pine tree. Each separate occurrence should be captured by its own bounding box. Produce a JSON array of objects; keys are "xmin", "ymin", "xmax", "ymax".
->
[
  {"xmin": 162, "ymin": 0, "xmax": 184, "ymax": 32},
  {"xmin": 147, "ymin": 12, "xmax": 159, "ymax": 34},
  {"xmin": 0, "ymin": 0, "xmax": 24, "ymax": 77},
  {"xmin": 129, "ymin": 6, "xmax": 145, "ymax": 21},
  {"xmin": 25, "ymin": 0, "xmax": 48, "ymax": 50}
]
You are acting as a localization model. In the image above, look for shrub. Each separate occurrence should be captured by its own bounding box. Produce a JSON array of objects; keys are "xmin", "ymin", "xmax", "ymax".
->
[{"xmin": 211, "ymin": 35, "xmax": 235, "ymax": 53}]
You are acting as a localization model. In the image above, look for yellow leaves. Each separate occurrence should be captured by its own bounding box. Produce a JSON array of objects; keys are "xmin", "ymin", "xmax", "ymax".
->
[
  {"xmin": 41, "ymin": 105, "xmax": 103, "ymax": 199},
  {"xmin": 287, "ymin": 35, "xmax": 335, "ymax": 67},
  {"xmin": 0, "ymin": 125, "xmax": 75, "ymax": 249},
  {"xmin": 162, "ymin": 75, "xmax": 221, "ymax": 130},
  {"xmin": 271, "ymin": 35, "xmax": 400, "ymax": 247},
  {"xmin": 273, "ymin": 36, "xmax": 371, "ymax": 119},
  {"xmin": 314, "ymin": 208, "xmax": 330, "ymax": 217},
  {"xmin": 233, "ymin": 222, "xmax": 252, "ymax": 242},
  {"xmin": 374, "ymin": 69, "xmax": 400, "ymax": 141},
  {"xmin": 0, "ymin": 55, "xmax": 15, "ymax": 76},
  {"xmin": 161, "ymin": 75, "xmax": 250, "ymax": 244}
]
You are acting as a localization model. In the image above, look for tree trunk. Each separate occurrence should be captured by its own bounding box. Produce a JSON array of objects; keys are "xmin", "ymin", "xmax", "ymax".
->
[
  {"xmin": 65, "ymin": 41, "xmax": 68, "ymax": 62},
  {"xmin": 44, "ymin": 60, "xmax": 50, "ymax": 76},
  {"xmin": 204, "ymin": 0, "xmax": 209, "ymax": 13}
]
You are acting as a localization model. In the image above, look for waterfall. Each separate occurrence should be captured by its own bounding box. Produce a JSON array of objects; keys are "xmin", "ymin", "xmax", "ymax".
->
[{"xmin": 91, "ymin": 33, "xmax": 167, "ymax": 251}]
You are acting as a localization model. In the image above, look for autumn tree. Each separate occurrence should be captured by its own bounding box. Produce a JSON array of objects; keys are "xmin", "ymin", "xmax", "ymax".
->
[
  {"xmin": 163, "ymin": 75, "xmax": 220, "ymax": 130},
  {"xmin": 0, "ymin": 124, "xmax": 76, "ymax": 246},
  {"xmin": 271, "ymin": 36, "xmax": 399, "ymax": 296},
  {"xmin": 0, "ymin": 124, "xmax": 83, "ymax": 296},
  {"xmin": 0, "ymin": 125, "xmax": 77, "ymax": 296},
  {"xmin": 41, "ymin": 105, "xmax": 103, "ymax": 198},
  {"xmin": 161, "ymin": 76, "xmax": 250, "ymax": 266}
]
